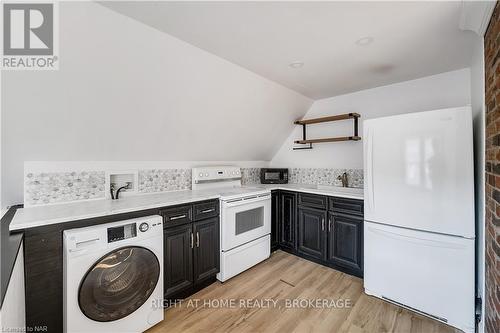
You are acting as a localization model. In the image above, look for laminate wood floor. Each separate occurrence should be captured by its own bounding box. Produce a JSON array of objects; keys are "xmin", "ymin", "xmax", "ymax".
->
[{"xmin": 147, "ymin": 250, "xmax": 460, "ymax": 333}]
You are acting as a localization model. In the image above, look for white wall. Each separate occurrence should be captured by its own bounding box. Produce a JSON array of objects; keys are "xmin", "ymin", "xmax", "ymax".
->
[
  {"xmin": 0, "ymin": 244, "xmax": 25, "ymax": 332},
  {"xmin": 470, "ymin": 35, "xmax": 486, "ymax": 332},
  {"xmin": 271, "ymin": 68, "xmax": 472, "ymax": 168},
  {"xmin": 0, "ymin": 2, "xmax": 312, "ymax": 207},
  {"xmin": 0, "ymin": 69, "xmax": 2, "ymax": 213}
]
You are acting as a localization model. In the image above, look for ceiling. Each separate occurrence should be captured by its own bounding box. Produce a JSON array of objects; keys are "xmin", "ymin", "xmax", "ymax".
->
[{"xmin": 101, "ymin": 1, "xmax": 476, "ymax": 99}]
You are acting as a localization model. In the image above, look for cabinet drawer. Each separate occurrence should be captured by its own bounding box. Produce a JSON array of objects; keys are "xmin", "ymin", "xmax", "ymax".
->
[
  {"xmin": 329, "ymin": 197, "xmax": 363, "ymax": 216},
  {"xmin": 160, "ymin": 204, "xmax": 193, "ymax": 227},
  {"xmin": 193, "ymin": 200, "xmax": 219, "ymax": 221},
  {"xmin": 298, "ymin": 193, "xmax": 327, "ymax": 209}
]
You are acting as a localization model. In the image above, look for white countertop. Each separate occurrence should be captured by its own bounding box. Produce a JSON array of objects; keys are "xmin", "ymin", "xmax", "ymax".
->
[
  {"xmin": 10, "ymin": 184, "xmax": 363, "ymax": 231},
  {"xmin": 257, "ymin": 183, "xmax": 364, "ymax": 200}
]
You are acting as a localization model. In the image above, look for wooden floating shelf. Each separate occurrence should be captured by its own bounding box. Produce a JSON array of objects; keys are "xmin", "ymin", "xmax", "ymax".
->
[
  {"xmin": 293, "ymin": 112, "xmax": 361, "ymax": 150},
  {"xmin": 295, "ymin": 136, "xmax": 361, "ymax": 144},
  {"xmin": 294, "ymin": 113, "xmax": 360, "ymax": 125}
]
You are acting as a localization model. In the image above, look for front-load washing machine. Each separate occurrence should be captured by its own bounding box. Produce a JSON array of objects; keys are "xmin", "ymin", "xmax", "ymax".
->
[{"xmin": 64, "ymin": 215, "xmax": 164, "ymax": 332}]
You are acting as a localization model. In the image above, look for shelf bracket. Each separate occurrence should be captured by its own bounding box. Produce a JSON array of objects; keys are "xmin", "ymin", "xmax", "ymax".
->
[
  {"xmin": 293, "ymin": 124, "xmax": 313, "ymax": 150},
  {"xmin": 293, "ymin": 143, "xmax": 313, "ymax": 150},
  {"xmin": 292, "ymin": 112, "xmax": 361, "ymax": 150},
  {"xmin": 353, "ymin": 114, "xmax": 359, "ymax": 137}
]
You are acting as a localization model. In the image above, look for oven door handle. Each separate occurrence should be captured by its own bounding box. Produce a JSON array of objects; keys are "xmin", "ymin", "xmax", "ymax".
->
[{"xmin": 222, "ymin": 193, "xmax": 271, "ymax": 208}]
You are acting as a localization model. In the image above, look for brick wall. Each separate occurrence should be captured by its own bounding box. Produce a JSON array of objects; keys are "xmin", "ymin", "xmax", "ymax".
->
[{"xmin": 485, "ymin": 3, "xmax": 500, "ymax": 332}]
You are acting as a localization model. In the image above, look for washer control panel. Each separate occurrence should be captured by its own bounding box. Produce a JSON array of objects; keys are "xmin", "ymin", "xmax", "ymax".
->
[
  {"xmin": 107, "ymin": 222, "xmax": 137, "ymax": 243},
  {"xmin": 65, "ymin": 215, "xmax": 163, "ymax": 252},
  {"xmin": 106, "ymin": 217, "xmax": 162, "ymax": 242}
]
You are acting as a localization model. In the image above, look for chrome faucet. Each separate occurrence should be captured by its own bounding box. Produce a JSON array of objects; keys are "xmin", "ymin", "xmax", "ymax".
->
[{"xmin": 337, "ymin": 172, "xmax": 348, "ymax": 187}]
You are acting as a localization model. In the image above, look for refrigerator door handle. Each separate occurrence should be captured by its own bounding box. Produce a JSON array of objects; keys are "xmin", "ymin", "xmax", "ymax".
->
[
  {"xmin": 366, "ymin": 127, "xmax": 375, "ymax": 212},
  {"xmin": 368, "ymin": 226, "xmax": 465, "ymax": 249}
]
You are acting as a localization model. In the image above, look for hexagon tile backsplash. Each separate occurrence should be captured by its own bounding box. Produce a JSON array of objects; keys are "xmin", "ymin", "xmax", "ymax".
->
[
  {"xmin": 23, "ymin": 167, "xmax": 363, "ymax": 206},
  {"xmin": 25, "ymin": 171, "xmax": 106, "ymax": 206},
  {"xmin": 138, "ymin": 169, "xmax": 192, "ymax": 193},
  {"xmin": 288, "ymin": 168, "xmax": 363, "ymax": 188},
  {"xmin": 241, "ymin": 168, "xmax": 260, "ymax": 185},
  {"xmin": 240, "ymin": 168, "xmax": 363, "ymax": 187}
]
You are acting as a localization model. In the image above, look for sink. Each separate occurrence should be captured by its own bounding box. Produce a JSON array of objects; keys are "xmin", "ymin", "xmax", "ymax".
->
[{"xmin": 316, "ymin": 185, "xmax": 364, "ymax": 195}]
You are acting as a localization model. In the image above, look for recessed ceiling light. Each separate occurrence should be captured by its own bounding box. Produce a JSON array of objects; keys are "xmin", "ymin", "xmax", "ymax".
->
[
  {"xmin": 289, "ymin": 61, "xmax": 304, "ymax": 69},
  {"xmin": 355, "ymin": 36, "xmax": 374, "ymax": 46}
]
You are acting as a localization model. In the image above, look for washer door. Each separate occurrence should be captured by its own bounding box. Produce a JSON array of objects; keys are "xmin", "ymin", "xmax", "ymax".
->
[{"xmin": 78, "ymin": 246, "xmax": 160, "ymax": 322}]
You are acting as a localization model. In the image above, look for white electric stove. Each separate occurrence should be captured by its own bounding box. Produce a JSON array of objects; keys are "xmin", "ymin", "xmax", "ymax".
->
[{"xmin": 192, "ymin": 166, "xmax": 271, "ymax": 282}]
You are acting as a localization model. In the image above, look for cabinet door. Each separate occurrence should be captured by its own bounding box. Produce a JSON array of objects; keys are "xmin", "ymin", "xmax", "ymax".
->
[
  {"xmin": 193, "ymin": 218, "xmax": 220, "ymax": 284},
  {"xmin": 164, "ymin": 224, "xmax": 193, "ymax": 297},
  {"xmin": 279, "ymin": 191, "xmax": 297, "ymax": 250},
  {"xmin": 271, "ymin": 191, "xmax": 280, "ymax": 251},
  {"xmin": 298, "ymin": 207, "xmax": 326, "ymax": 260},
  {"xmin": 327, "ymin": 212, "xmax": 363, "ymax": 274}
]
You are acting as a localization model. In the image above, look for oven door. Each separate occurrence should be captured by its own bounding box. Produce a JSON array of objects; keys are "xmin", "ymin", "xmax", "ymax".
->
[{"xmin": 221, "ymin": 193, "xmax": 271, "ymax": 251}]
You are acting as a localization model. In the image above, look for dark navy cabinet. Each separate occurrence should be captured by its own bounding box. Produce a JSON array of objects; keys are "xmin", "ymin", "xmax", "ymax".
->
[
  {"xmin": 327, "ymin": 212, "xmax": 363, "ymax": 273},
  {"xmin": 163, "ymin": 201, "xmax": 220, "ymax": 300},
  {"xmin": 271, "ymin": 191, "xmax": 280, "ymax": 252},
  {"xmin": 279, "ymin": 191, "xmax": 297, "ymax": 251},
  {"xmin": 272, "ymin": 190, "xmax": 363, "ymax": 278},
  {"xmin": 297, "ymin": 206, "xmax": 326, "ymax": 260}
]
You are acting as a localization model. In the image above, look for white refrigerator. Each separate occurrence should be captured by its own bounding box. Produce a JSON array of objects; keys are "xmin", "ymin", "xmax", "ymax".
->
[{"xmin": 363, "ymin": 106, "xmax": 475, "ymax": 333}]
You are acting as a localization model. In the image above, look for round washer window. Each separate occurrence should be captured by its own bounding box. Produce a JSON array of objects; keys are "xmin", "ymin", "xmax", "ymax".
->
[{"xmin": 78, "ymin": 246, "xmax": 160, "ymax": 322}]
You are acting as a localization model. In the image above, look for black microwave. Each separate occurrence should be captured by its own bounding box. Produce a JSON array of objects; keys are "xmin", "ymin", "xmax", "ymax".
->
[{"xmin": 260, "ymin": 168, "xmax": 288, "ymax": 184}]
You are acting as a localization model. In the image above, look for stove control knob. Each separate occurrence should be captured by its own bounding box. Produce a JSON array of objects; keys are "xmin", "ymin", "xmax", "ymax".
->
[
  {"xmin": 139, "ymin": 222, "xmax": 149, "ymax": 232},
  {"xmin": 205, "ymin": 173, "xmax": 209, "ymax": 177},
  {"xmin": 199, "ymin": 173, "xmax": 203, "ymax": 177}
]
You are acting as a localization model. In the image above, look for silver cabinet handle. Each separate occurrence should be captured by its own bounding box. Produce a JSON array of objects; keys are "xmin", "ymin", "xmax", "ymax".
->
[
  {"xmin": 190, "ymin": 233, "xmax": 194, "ymax": 248},
  {"xmin": 328, "ymin": 218, "xmax": 332, "ymax": 232},
  {"xmin": 170, "ymin": 214, "xmax": 186, "ymax": 220},
  {"xmin": 200, "ymin": 208, "xmax": 215, "ymax": 214},
  {"xmin": 196, "ymin": 232, "xmax": 200, "ymax": 247},
  {"xmin": 322, "ymin": 218, "xmax": 325, "ymax": 231}
]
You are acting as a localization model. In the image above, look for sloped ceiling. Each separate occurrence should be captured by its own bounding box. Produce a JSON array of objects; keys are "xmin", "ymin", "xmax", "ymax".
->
[
  {"xmin": 100, "ymin": 1, "xmax": 476, "ymax": 99},
  {"xmin": 1, "ymin": 1, "xmax": 312, "ymax": 204},
  {"xmin": 2, "ymin": 1, "xmax": 311, "ymax": 161}
]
